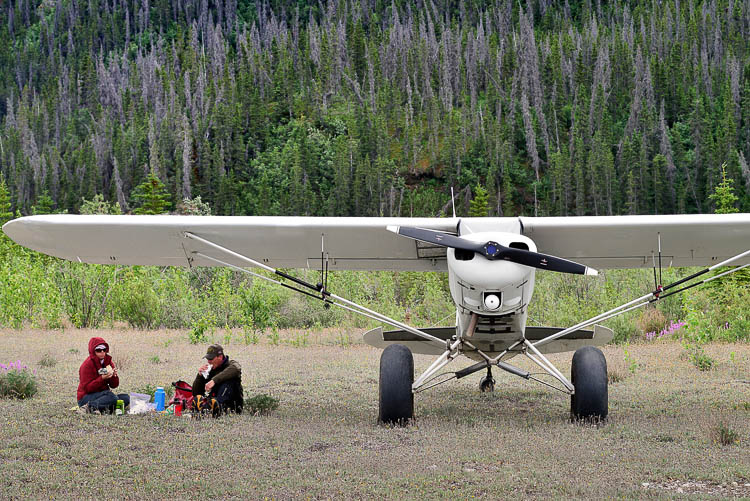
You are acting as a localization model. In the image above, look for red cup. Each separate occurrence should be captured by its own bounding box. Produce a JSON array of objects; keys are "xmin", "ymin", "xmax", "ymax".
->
[{"xmin": 175, "ymin": 400, "xmax": 183, "ymax": 416}]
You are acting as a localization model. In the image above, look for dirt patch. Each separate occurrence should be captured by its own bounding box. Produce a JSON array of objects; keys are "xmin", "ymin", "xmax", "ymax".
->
[{"xmin": 643, "ymin": 480, "xmax": 750, "ymax": 496}]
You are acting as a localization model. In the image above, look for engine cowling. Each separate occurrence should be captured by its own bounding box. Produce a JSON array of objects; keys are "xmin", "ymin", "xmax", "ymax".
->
[{"xmin": 447, "ymin": 232, "xmax": 536, "ymax": 316}]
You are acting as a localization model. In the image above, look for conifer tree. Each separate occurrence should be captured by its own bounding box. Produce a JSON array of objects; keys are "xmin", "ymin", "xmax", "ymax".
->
[
  {"xmin": 0, "ymin": 175, "xmax": 12, "ymax": 226},
  {"xmin": 132, "ymin": 171, "xmax": 172, "ymax": 215},
  {"xmin": 652, "ymin": 154, "xmax": 667, "ymax": 215},
  {"xmin": 709, "ymin": 164, "xmax": 739, "ymax": 214},
  {"xmin": 468, "ymin": 185, "xmax": 490, "ymax": 217},
  {"xmin": 502, "ymin": 174, "xmax": 515, "ymax": 217},
  {"xmin": 31, "ymin": 191, "xmax": 56, "ymax": 215}
]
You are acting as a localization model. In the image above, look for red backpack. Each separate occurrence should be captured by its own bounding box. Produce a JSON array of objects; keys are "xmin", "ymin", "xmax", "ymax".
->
[{"xmin": 169, "ymin": 380, "xmax": 194, "ymax": 410}]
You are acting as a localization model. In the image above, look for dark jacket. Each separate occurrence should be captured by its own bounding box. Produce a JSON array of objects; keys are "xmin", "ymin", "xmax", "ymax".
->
[
  {"xmin": 77, "ymin": 337, "xmax": 120, "ymax": 401},
  {"xmin": 192, "ymin": 356, "xmax": 242, "ymax": 397}
]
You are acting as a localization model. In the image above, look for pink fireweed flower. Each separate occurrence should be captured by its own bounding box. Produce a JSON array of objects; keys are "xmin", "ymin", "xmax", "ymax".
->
[
  {"xmin": 663, "ymin": 321, "xmax": 687, "ymax": 336},
  {"xmin": 645, "ymin": 321, "xmax": 687, "ymax": 341},
  {"xmin": 2, "ymin": 361, "xmax": 33, "ymax": 372}
]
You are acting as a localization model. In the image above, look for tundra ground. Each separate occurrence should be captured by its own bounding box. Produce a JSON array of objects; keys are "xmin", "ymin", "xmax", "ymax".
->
[{"xmin": 1, "ymin": 328, "xmax": 749, "ymax": 499}]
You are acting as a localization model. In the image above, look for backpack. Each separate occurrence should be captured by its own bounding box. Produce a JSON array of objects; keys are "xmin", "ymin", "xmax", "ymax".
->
[{"xmin": 169, "ymin": 380, "xmax": 194, "ymax": 410}]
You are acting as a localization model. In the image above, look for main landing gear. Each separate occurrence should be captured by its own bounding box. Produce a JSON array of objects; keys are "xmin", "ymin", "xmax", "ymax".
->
[
  {"xmin": 570, "ymin": 346, "xmax": 608, "ymax": 422},
  {"xmin": 378, "ymin": 344, "xmax": 414, "ymax": 425},
  {"xmin": 377, "ymin": 342, "xmax": 609, "ymax": 425}
]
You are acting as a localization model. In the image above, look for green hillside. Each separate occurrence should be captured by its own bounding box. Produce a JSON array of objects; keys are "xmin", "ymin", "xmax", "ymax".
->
[{"xmin": 1, "ymin": 0, "xmax": 748, "ymax": 216}]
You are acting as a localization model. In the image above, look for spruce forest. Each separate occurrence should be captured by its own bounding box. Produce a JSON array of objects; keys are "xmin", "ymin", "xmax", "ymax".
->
[{"xmin": 1, "ymin": 0, "xmax": 749, "ymax": 218}]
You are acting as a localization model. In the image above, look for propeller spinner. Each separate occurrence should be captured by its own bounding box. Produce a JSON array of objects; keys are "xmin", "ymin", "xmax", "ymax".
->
[{"xmin": 387, "ymin": 225, "xmax": 598, "ymax": 276}]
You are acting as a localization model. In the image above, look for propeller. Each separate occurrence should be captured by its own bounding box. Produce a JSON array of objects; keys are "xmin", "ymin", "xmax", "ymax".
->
[{"xmin": 388, "ymin": 225, "xmax": 598, "ymax": 276}]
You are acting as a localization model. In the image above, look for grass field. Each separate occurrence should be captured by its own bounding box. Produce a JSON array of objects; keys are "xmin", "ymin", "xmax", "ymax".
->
[{"xmin": 1, "ymin": 327, "xmax": 749, "ymax": 499}]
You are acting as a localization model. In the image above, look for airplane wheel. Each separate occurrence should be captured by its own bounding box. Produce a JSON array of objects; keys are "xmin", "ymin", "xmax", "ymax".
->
[
  {"xmin": 378, "ymin": 344, "xmax": 414, "ymax": 425},
  {"xmin": 570, "ymin": 346, "xmax": 608, "ymax": 422},
  {"xmin": 479, "ymin": 375, "xmax": 495, "ymax": 392}
]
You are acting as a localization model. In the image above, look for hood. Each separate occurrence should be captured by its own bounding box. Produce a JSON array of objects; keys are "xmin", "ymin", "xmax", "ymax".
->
[{"xmin": 88, "ymin": 337, "xmax": 109, "ymax": 357}]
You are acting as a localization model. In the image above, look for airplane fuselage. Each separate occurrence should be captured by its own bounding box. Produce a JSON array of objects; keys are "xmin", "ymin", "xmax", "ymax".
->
[{"xmin": 447, "ymin": 232, "xmax": 537, "ymax": 359}]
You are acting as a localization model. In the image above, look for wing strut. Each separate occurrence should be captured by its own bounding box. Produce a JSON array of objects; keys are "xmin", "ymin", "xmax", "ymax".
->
[{"xmin": 183, "ymin": 232, "xmax": 447, "ymax": 347}]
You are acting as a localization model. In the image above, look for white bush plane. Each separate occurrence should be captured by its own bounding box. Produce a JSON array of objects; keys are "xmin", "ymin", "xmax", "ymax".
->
[{"xmin": 4, "ymin": 213, "xmax": 750, "ymax": 423}]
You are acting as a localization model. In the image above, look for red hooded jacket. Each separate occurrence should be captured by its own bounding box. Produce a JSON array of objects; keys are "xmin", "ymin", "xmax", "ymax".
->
[{"xmin": 77, "ymin": 337, "xmax": 120, "ymax": 401}]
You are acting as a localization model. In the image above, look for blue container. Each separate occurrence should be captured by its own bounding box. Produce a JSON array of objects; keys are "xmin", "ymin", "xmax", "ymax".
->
[{"xmin": 154, "ymin": 387, "xmax": 166, "ymax": 411}]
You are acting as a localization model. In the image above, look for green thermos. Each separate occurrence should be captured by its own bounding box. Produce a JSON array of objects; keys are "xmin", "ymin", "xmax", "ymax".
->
[{"xmin": 115, "ymin": 399, "xmax": 124, "ymax": 415}]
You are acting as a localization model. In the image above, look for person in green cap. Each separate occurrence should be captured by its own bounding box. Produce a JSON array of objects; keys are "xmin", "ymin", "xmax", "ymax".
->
[{"xmin": 192, "ymin": 344, "xmax": 243, "ymax": 416}]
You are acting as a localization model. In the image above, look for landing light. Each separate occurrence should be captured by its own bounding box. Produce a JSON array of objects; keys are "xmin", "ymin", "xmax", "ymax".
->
[{"xmin": 484, "ymin": 294, "xmax": 500, "ymax": 310}]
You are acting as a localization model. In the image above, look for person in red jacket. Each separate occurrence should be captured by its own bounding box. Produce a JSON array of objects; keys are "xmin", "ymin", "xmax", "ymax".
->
[{"xmin": 77, "ymin": 337, "xmax": 129, "ymax": 414}]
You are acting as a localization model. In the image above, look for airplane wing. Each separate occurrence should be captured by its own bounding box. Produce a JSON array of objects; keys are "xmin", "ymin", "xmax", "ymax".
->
[
  {"xmin": 3, "ymin": 213, "xmax": 749, "ymax": 270},
  {"xmin": 517, "ymin": 214, "xmax": 750, "ymax": 268},
  {"xmin": 0, "ymin": 215, "xmax": 483, "ymax": 271}
]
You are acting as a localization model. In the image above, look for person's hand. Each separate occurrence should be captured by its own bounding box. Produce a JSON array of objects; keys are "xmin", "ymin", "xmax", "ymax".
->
[
  {"xmin": 101, "ymin": 372, "xmax": 112, "ymax": 380},
  {"xmin": 199, "ymin": 363, "xmax": 210, "ymax": 374},
  {"xmin": 205, "ymin": 380, "xmax": 215, "ymax": 391}
]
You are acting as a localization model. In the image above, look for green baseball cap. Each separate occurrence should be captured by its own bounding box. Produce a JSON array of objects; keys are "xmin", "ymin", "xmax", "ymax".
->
[{"xmin": 204, "ymin": 344, "xmax": 224, "ymax": 360}]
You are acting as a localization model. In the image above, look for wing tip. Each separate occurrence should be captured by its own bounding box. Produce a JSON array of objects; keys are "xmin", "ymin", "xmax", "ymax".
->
[
  {"xmin": 585, "ymin": 267, "xmax": 599, "ymax": 276},
  {"xmin": 2, "ymin": 218, "xmax": 22, "ymax": 242},
  {"xmin": 386, "ymin": 225, "xmax": 400, "ymax": 234}
]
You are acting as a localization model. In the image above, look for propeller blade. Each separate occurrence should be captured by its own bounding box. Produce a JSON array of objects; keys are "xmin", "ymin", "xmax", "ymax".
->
[
  {"xmin": 388, "ymin": 226, "xmax": 597, "ymax": 275},
  {"xmin": 497, "ymin": 247, "xmax": 597, "ymax": 275},
  {"xmin": 387, "ymin": 226, "xmax": 485, "ymax": 253}
]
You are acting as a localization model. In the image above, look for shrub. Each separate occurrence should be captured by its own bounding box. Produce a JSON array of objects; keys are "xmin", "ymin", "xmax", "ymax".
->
[
  {"xmin": 134, "ymin": 384, "xmax": 174, "ymax": 400},
  {"xmin": 189, "ymin": 313, "xmax": 215, "ymax": 344},
  {"xmin": 288, "ymin": 331, "xmax": 309, "ymax": 347},
  {"xmin": 608, "ymin": 315, "xmax": 641, "ymax": 344},
  {"xmin": 135, "ymin": 384, "xmax": 158, "ymax": 398},
  {"xmin": 637, "ymin": 307, "xmax": 666, "ymax": 335},
  {"xmin": 402, "ymin": 272, "xmax": 453, "ymax": 327},
  {"xmin": 156, "ymin": 271, "xmax": 196, "ymax": 328},
  {"xmin": 691, "ymin": 350, "xmax": 715, "ymax": 371},
  {"xmin": 682, "ymin": 279, "xmax": 750, "ymax": 343},
  {"xmin": 0, "ymin": 361, "xmax": 38, "ymax": 399},
  {"xmin": 712, "ymin": 422, "xmax": 740, "ymax": 446},
  {"xmin": 275, "ymin": 294, "xmax": 340, "ymax": 329},
  {"xmin": 240, "ymin": 281, "xmax": 281, "ymax": 331},
  {"xmin": 0, "ymin": 245, "xmax": 65, "ymax": 329},
  {"xmin": 267, "ymin": 329, "xmax": 280, "ymax": 346},
  {"xmin": 335, "ymin": 332, "xmax": 352, "ymax": 347},
  {"xmin": 244, "ymin": 393, "xmax": 279, "ymax": 415},
  {"xmin": 55, "ymin": 262, "xmax": 117, "ymax": 328},
  {"xmin": 38, "ymin": 353, "xmax": 57, "ymax": 367},
  {"xmin": 683, "ymin": 341, "xmax": 715, "ymax": 371},
  {"xmin": 622, "ymin": 343, "xmax": 639, "ymax": 374},
  {"xmin": 242, "ymin": 326, "xmax": 259, "ymax": 345},
  {"xmin": 114, "ymin": 274, "xmax": 161, "ymax": 329}
]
